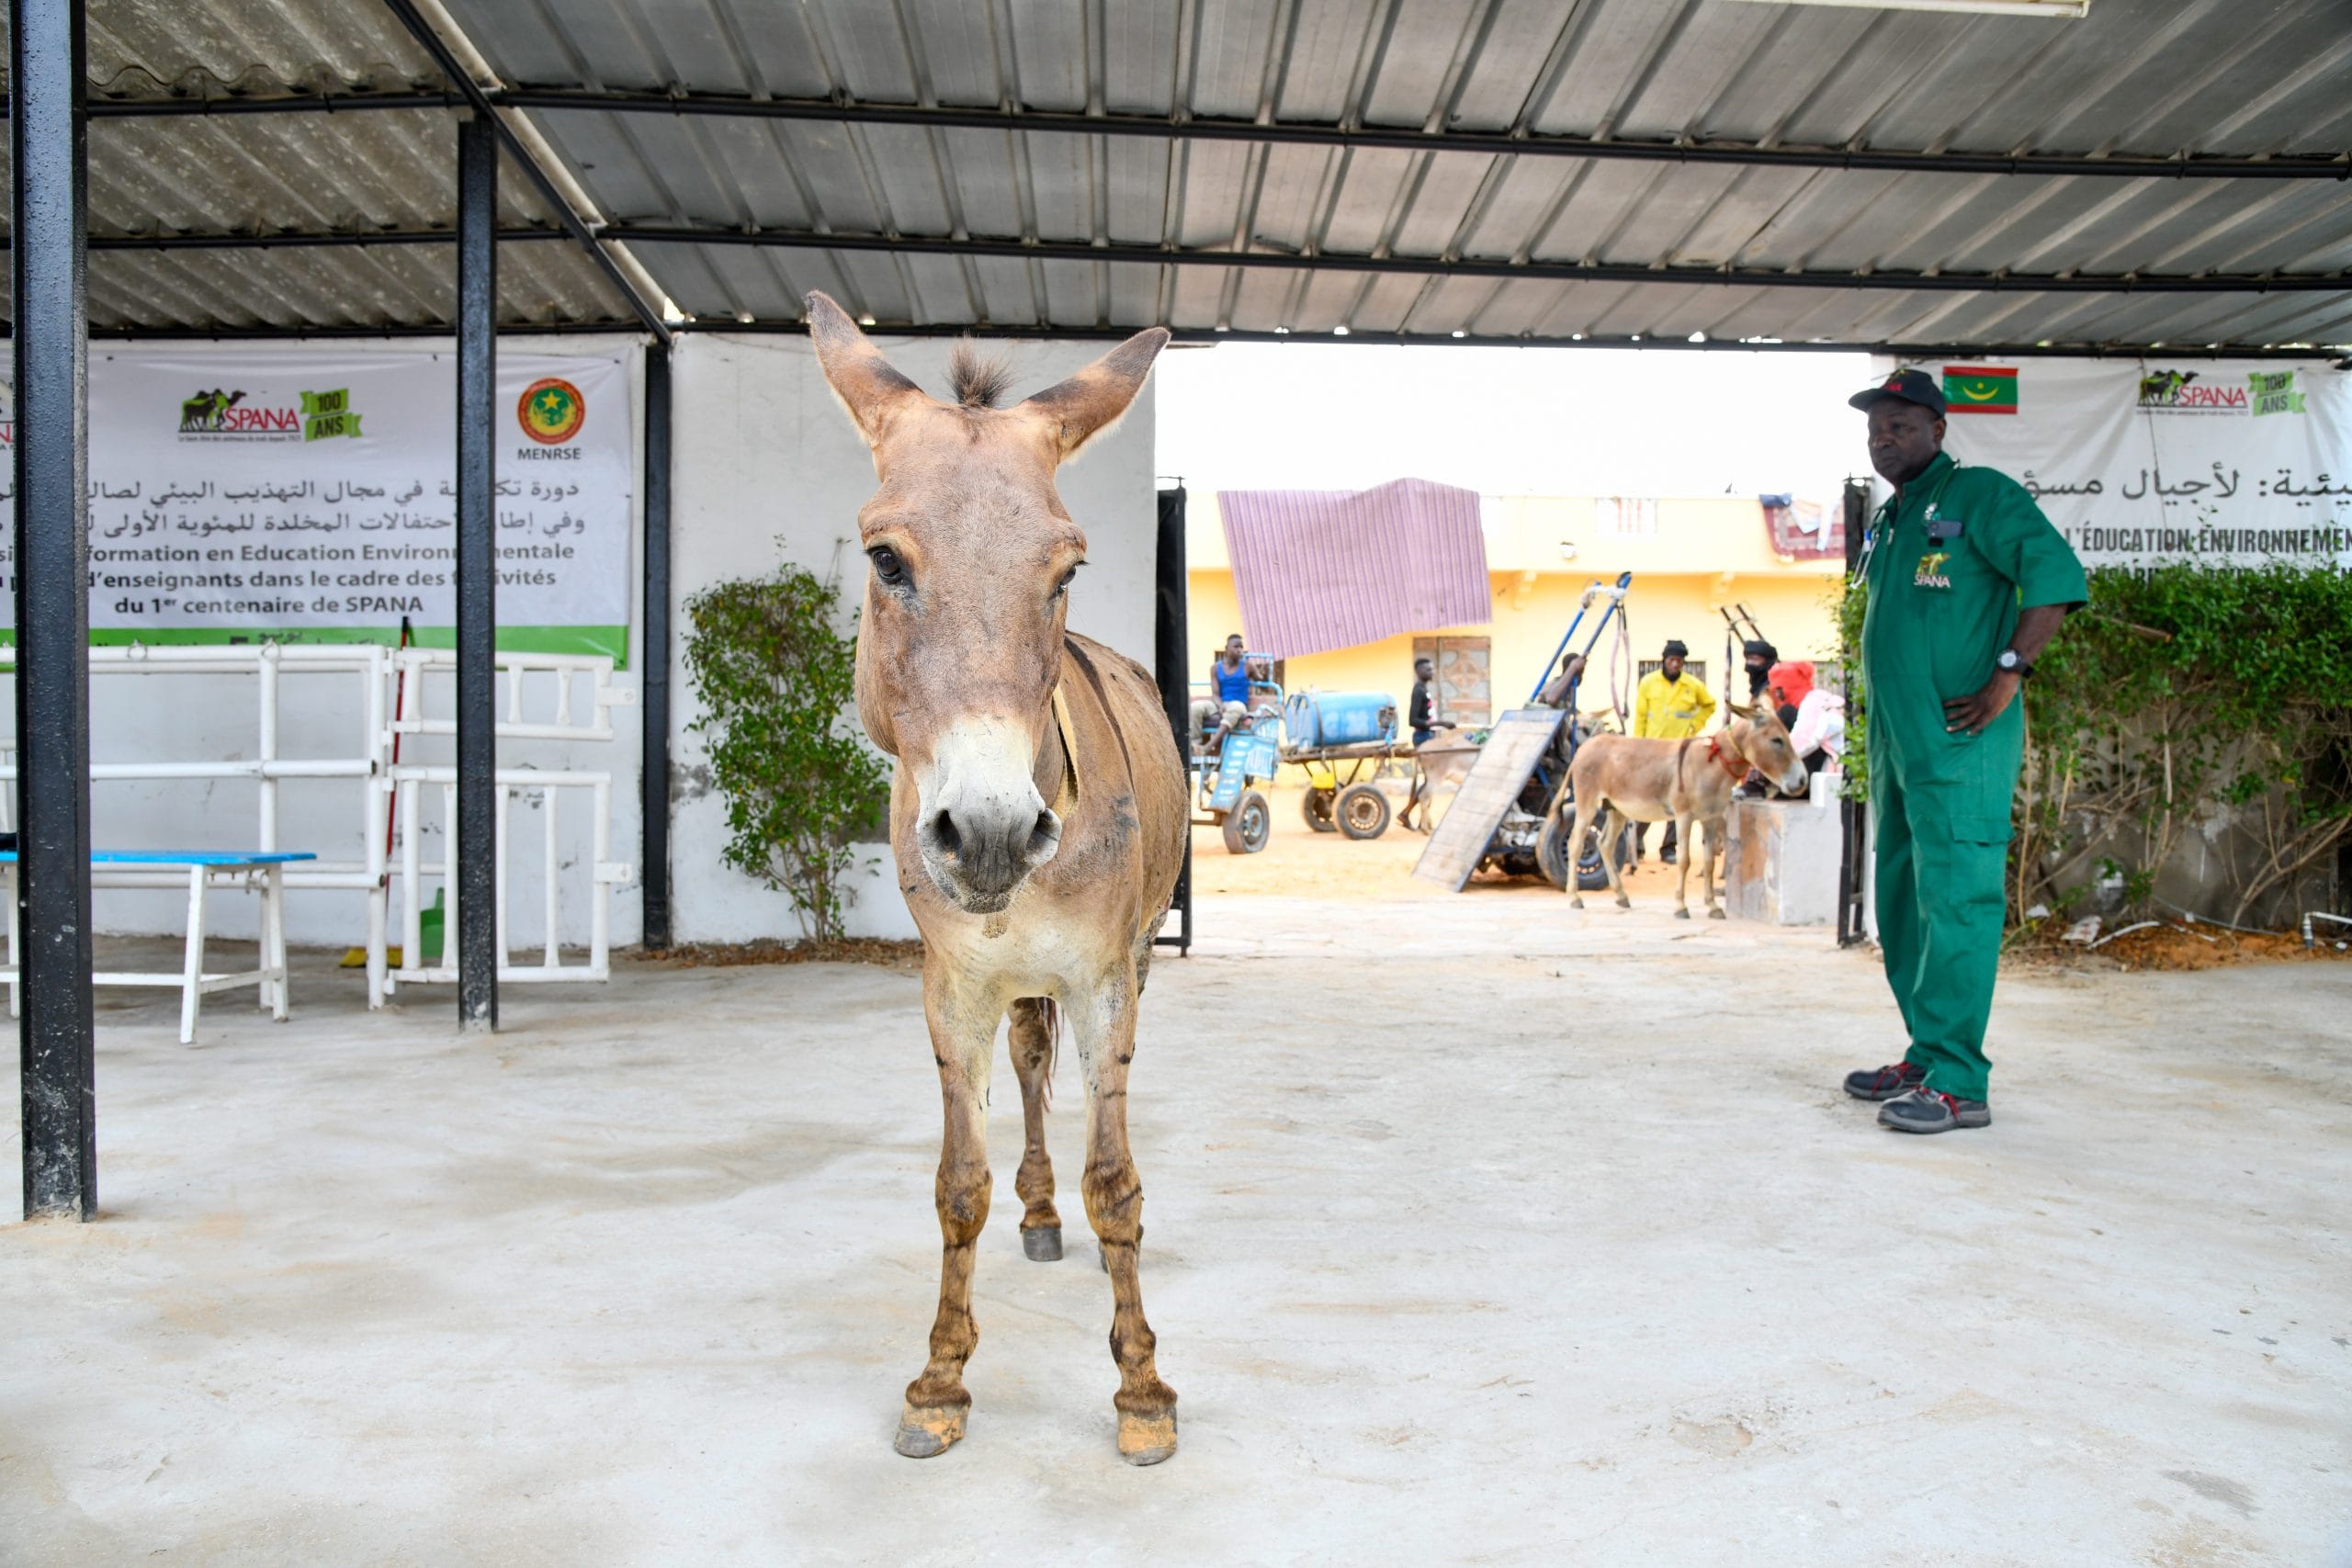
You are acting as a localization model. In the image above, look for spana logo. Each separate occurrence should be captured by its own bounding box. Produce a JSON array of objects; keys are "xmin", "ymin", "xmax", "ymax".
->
[
  {"xmin": 176, "ymin": 385, "xmax": 363, "ymax": 441},
  {"xmin": 2136, "ymin": 369, "xmax": 2247, "ymax": 415}
]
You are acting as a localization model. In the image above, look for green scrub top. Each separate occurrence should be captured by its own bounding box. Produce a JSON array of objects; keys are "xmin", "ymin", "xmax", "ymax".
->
[{"xmin": 1860, "ymin": 451, "xmax": 2088, "ymax": 840}]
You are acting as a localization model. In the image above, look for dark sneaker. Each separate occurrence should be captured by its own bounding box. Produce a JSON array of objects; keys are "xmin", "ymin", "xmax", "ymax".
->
[
  {"xmin": 1878, "ymin": 1088, "xmax": 1991, "ymax": 1134},
  {"xmin": 1843, "ymin": 1059, "xmax": 1926, "ymax": 1101}
]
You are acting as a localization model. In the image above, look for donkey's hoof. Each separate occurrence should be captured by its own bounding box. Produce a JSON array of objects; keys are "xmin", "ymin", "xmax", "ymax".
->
[
  {"xmin": 1675, "ymin": 907, "xmax": 1691, "ymax": 920},
  {"xmin": 1614, "ymin": 895, "xmax": 1632, "ymax": 909},
  {"xmin": 1117, "ymin": 1412, "xmax": 1179, "ymax": 1466},
  {"xmin": 1569, "ymin": 896, "xmax": 1584, "ymax": 909},
  {"xmin": 894, "ymin": 1404, "xmax": 967, "ymax": 1459},
  {"xmin": 1022, "ymin": 1224, "xmax": 1063, "ymax": 1262},
  {"xmin": 1708, "ymin": 907, "xmax": 1727, "ymax": 921}
]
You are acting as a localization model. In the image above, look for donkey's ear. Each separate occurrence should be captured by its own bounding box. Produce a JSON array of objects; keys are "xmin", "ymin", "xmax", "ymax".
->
[
  {"xmin": 1019, "ymin": 327, "xmax": 1171, "ymax": 461},
  {"xmin": 1727, "ymin": 701, "xmax": 1757, "ymax": 720},
  {"xmin": 806, "ymin": 291, "xmax": 924, "ymax": 446}
]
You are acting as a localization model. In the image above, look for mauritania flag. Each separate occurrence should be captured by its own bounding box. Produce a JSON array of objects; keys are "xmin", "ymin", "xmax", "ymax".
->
[{"xmin": 1943, "ymin": 365, "xmax": 2018, "ymax": 414}]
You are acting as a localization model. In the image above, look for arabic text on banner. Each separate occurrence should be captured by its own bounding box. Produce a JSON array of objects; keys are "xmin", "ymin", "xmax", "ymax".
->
[{"xmin": 0, "ymin": 348, "xmax": 635, "ymax": 663}]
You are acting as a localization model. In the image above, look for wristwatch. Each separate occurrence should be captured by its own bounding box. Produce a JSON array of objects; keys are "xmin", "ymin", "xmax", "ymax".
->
[{"xmin": 1996, "ymin": 648, "xmax": 2035, "ymax": 680}]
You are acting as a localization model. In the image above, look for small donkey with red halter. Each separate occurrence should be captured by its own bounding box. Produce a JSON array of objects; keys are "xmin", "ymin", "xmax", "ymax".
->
[
  {"xmin": 806, "ymin": 294, "xmax": 1188, "ymax": 1465},
  {"xmin": 1565, "ymin": 705, "xmax": 1811, "ymax": 919}
]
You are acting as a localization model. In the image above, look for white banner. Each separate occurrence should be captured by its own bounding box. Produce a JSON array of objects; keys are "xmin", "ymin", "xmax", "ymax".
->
[
  {"xmin": 0, "ymin": 347, "xmax": 635, "ymax": 661},
  {"xmin": 1871, "ymin": 356, "xmax": 2352, "ymax": 568}
]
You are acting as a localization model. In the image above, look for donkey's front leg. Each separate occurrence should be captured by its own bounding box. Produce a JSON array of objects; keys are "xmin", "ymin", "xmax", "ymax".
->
[
  {"xmin": 1009, "ymin": 997, "xmax": 1064, "ymax": 1261},
  {"xmin": 896, "ymin": 980, "xmax": 999, "ymax": 1459},
  {"xmin": 1070, "ymin": 972, "xmax": 1179, "ymax": 1465},
  {"xmin": 1703, "ymin": 816, "xmax": 1727, "ymax": 919},
  {"xmin": 1672, "ymin": 810, "xmax": 1696, "ymax": 919}
]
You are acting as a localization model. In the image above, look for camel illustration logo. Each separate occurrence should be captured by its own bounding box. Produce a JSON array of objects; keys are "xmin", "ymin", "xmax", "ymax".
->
[
  {"xmin": 1914, "ymin": 551, "xmax": 1952, "ymax": 589},
  {"xmin": 178, "ymin": 388, "xmax": 247, "ymax": 432}
]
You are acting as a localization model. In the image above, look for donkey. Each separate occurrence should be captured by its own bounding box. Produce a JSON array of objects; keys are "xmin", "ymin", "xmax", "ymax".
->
[
  {"xmin": 1403, "ymin": 728, "xmax": 1479, "ymax": 831},
  {"xmin": 807, "ymin": 294, "xmax": 1188, "ymax": 1466},
  {"xmin": 1564, "ymin": 705, "xmax": 1810, "ymax": 919}
]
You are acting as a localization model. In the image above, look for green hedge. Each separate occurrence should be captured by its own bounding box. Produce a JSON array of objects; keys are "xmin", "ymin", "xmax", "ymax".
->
[{"xmin": 1838, "ymin": 561, "xmax": 2352, "ymax": 927}]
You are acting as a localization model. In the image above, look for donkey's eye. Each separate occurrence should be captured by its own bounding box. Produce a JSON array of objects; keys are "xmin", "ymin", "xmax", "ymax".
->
[{"xmin": 869, "ymin": 547, "xmax": 910, "ymax": 588}]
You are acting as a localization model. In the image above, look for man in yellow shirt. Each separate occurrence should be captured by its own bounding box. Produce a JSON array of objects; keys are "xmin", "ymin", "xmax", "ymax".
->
[{"xmin": 1630, "ymin": 638, "xmax": 1716, "ymax": 863}]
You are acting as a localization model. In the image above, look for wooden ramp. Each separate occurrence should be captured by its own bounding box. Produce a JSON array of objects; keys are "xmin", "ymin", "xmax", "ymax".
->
[{"xmin": 1409, "ymin": 708, "xmax": 1564, "ymax": 892}]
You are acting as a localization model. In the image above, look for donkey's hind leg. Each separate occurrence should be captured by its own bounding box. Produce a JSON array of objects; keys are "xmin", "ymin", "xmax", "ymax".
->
[
  {"xmin": 1602, "ymin": 806, "xmax": 1633, "ymax": 908},
  {"xmin": 1009, "ymin": 998, "xmax": 1064, "ymax": 1262}
]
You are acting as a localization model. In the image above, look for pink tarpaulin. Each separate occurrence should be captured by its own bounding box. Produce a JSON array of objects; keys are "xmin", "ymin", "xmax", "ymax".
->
[{"xmin": 1217, "ymin": 479, "xmax": 1492, "ymax": 659}]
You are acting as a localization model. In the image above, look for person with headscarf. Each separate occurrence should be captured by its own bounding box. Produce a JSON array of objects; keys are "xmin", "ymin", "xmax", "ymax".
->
[
  {"xmin": 1742, "ymin": 637, "xmax": 1780, "ymax": 702},
  {"xmin": 1768, "ymin": 659, "xmax": 1844, "ymax": 782},
  {"xmin": 1631, "ymin": 639, "xmax": 1714, "ymax": 863}
]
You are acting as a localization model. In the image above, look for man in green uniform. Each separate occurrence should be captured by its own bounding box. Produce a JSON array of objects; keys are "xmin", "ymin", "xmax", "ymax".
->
[{"xmin": 1840, "ymin": 368, "xmax": 2087, "ymax": 1134}]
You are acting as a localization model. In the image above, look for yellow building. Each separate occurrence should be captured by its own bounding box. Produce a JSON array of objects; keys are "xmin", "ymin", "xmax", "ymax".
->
[{"xmin": 1187, "ymin": 493, "xmax": 1842, "ymax": 745}]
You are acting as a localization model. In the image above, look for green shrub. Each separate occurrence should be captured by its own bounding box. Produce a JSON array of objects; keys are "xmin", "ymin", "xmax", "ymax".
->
[{"xmin": 684, "ymin": 562, "xmax": 892, "ymax": 943}]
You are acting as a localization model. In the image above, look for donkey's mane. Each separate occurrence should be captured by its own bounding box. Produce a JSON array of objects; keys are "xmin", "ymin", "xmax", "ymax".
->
[{"xmin": 947, "ymin": 339, "xmax": 1014, "ymax": 410}]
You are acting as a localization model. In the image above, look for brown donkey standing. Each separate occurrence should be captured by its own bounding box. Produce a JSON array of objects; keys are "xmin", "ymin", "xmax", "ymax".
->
[
  {"xmin": 806, "ymin": 293, "xmax": 1188, "ymax": 1465},
  {"xmin": 1564, "ymin": 705, "xmax": 1811, "ymax": 919}
]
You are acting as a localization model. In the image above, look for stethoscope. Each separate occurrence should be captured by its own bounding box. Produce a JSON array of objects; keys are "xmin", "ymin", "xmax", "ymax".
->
[{"xmin": 1850, "ymin": 460, "xmax": 1960, "ymax": 590}]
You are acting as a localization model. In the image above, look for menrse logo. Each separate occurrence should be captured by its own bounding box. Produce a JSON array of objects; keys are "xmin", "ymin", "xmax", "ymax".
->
[{"xmin": 2136, "ymin": 369, "xmax": 2246, "ymax": 415}]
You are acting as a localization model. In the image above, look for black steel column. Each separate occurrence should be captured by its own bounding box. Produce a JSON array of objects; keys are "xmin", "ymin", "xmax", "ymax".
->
[
  {"xmin": 455, "ymin": 111, "xmax": 498, "ymax": 1028},
  {"xmin": 1837, "ymin": 476, "xmax": 1871, "ymax": 948},
  {"xmin": 639, "ymin": 343, "xmax": 673, "ymax": 950},
  {"xmin": 1151, "ymin": 485, "xmax": 1192, "ymax": 953},
  {"xmin": 13, "ymin": 0, "xmax": 96, "ymax": 1221}
]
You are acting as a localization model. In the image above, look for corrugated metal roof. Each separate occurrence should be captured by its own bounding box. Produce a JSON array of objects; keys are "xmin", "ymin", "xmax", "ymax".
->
[{"xmin": 12, "ymin": 0, "xmax": 2351, "ymax": 347}]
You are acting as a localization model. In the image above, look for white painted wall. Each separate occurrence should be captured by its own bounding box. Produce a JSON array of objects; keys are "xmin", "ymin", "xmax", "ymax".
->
[
  {"xmin": 666, "ymin": 332, "xmax": 1159, "ymax": 942},
  {"xmin": 11, "ymin": 330, "xmax": 1159, "ymax": 952}
]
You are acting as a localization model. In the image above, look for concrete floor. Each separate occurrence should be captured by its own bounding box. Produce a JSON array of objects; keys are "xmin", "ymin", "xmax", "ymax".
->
[{"xmin": 5, "ymin": 888, "xmax": 2349, "ymax": 1566}]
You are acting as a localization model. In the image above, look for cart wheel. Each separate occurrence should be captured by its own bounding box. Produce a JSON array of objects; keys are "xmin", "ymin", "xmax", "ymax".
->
[
  {"xmin": 1536, "ymin": 812, "xmax": 1573, "ymax": 889},
  {"xmin": 1336, "ymin": 782, "xmax": 1392, "ymax": 840},
  {"xmin": 1223, "ymin": 791, "xmax": 1272, "ymax": 854},
  {"xmin": 1301, "ymin": 786, "xmax": 1339, "ymax": 833}
]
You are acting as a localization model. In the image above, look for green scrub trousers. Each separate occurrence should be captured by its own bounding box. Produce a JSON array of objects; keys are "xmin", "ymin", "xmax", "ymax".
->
[{"xmin": 1860, "ymin": 452, "xmax": 2087, "ymax": 1102}]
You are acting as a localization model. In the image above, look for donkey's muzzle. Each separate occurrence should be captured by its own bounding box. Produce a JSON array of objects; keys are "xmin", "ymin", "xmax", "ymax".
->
[
  {"xmin": 914, "ymin": 718, "xmax": 1066, "ymax": 912},
  {"xmin": 919, "ymin": 797, "xmax": 1061, "ymax": 909}
]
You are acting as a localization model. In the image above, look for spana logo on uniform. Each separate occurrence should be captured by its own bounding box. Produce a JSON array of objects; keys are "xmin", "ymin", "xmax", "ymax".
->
[
  {"xmin": 1914, "ymin": 551, "xmax": 1952, "ymax": 590},
  {"xmin": 2137, "ymin": 368, "xmax": 2247, "ymax": 415},
  {"xmin": 2249, "ymin": 369, "xmax": 2306, "ymax": 418}
]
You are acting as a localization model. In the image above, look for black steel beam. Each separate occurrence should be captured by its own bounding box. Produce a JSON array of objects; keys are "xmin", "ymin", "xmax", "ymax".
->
[
  {"xmin": 83, "ymin": 91, "xmax": 461, "ymax": 117},
  {"xmin": 375, "ymin": 0, "xmax": 672, "ymax": 347},
  {"xmin": 36, "ymin": 220, "xmax": 2349, "ymax": 299},
  {"xmin": 605, "ymin": 224, "xmax": 2352, "ymax": 297},
  {"xmin": 460, "ymin": 86, "xmax": 2352, "ymax": 184},
  {"xmin": 454, "ymin": 110, "xmax": 498, "ymax": 1032},
  {"xmin": 61, "ymin": 315, "xmax": 2352, "ymax": 359},
  {"xmin": 25, "ymin": 83, "xmax": 2347, "ymax": 184},
  {"xmin": 13, "ymin": 0, "xmax": 97, "ymax": 1221},
  {"xmin": 75, "ymin": 229, "xmax": 571, "ymax": 253},
  {"xmin": 639, "ymin": 343, "xmax": 673, "ymax": 953}
]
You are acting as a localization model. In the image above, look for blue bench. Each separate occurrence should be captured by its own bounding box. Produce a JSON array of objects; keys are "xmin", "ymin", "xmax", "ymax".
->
[{"xmin": 3, "ymin": 850, "xmax": 317, "ymax": 1044}]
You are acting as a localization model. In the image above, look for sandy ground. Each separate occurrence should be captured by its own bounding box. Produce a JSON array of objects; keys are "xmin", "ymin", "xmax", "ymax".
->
[{"xmin": 4, "ymin": 867, "xmax": 2349, "ymax": 1564}]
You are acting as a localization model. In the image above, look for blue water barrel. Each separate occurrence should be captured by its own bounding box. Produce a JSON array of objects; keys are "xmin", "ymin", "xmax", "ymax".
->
[{"xmin": 1283, "ymin": 690, "xmax": 1399, "ymax": 749}]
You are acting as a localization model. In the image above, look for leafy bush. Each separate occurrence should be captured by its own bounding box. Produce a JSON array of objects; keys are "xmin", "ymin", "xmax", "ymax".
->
[
  {"xmin": 684, "ymin": 562, "xmax": 892, "ymax": 943},
  {"xmin": 1836, "ymin": 561, "xmax": 2352, "ymax": 927}
]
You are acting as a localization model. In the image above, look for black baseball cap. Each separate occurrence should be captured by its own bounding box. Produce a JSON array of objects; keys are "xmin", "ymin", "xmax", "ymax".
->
[{"xmin": 1849, "ymin": 367, "xmax": 1946, "ymax": 417}]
